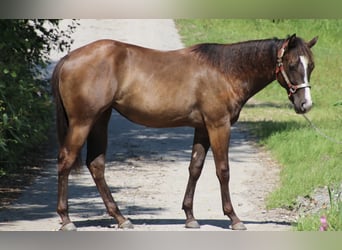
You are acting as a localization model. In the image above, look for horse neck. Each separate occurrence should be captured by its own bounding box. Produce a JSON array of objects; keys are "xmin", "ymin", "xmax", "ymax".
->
[
  {"xmin": 191, "ymin": 39, "xmax": 285, "ymax": 105},
  {"xmin": 220, "ymin": 40, "xmax": 285, "ymax": 124},
  {"xmin": 227, "ymin": 39, "xmax": 284, "ymax": 99}
]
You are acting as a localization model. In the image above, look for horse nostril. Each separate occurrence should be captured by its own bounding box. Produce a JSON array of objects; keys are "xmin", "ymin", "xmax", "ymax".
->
[{"xmin": 301, "ymin": 100, "xmax": 313, "ymax": 112}]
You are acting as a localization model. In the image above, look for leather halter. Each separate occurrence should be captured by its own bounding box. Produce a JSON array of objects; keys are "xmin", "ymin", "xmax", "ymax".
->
[{"xmin": 275, "ymin": 40, "xmax": 311, "ymax": 97}]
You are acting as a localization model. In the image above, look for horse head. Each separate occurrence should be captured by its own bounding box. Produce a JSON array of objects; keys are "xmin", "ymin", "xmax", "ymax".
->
[{"xmin": 276, "ymin": 34, "xmax": 318, "ymax": 114}]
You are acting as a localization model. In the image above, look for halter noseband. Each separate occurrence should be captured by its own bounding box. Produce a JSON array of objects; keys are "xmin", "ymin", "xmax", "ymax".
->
[{"xmin": 275, "ymin": 40, "xmax": 311, "ymax": 97}]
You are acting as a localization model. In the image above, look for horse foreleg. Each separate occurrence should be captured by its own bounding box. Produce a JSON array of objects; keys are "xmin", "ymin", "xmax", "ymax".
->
[
  {"xmin": 182, "ymin": 128, "xmax": 210, "ymax": 228},
  {"xmin": 57, "ymin": 123, "xmax": 91, "ymax": 231},
  {"xmin": 207, "ymin": 124, "xmax": 247, "ymax": 230},
  {"xmin": 86, "ymin": 110, "xmax": 133, "ymax": 229}
]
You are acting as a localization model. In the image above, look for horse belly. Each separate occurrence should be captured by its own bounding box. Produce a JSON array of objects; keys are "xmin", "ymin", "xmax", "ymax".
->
[{"xmin": 113, "ymin": 94, "xmax": 201, "ymax": 128}]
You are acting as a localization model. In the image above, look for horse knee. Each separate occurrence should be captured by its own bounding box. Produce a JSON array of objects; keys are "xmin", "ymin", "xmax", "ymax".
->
[
  {"xmin": 58, "ymin": 148, "xmax": 76, "ymax": 175},
  {"xmin": 216, "ymin": 165, "xmax": 230, "ymax": 183}
]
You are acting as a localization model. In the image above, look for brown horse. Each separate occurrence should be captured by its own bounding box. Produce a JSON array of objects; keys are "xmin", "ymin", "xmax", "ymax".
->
[{"xmin": 51, "ymin": 34, "xmax": 317, "ymax": 231}]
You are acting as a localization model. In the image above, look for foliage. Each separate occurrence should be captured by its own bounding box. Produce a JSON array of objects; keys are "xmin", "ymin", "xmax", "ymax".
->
[{"xmin": 0, "ymin": 19, "xmax": 77, "ymax": 172}]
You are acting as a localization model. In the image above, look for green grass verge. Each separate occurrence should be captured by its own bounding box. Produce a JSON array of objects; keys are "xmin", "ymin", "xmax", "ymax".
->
[{"xmin": 175, "ymin": 19, "xmax": 342, "ymax": 230}]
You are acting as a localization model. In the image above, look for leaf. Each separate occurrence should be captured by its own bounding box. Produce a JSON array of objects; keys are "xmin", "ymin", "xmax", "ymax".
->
[
  {"xmin": 3, "ymin": 68, "xmax": 9, "ymax": 74},
  {"xmin": 2, "ymin": 113, "xmax": 8, "ymax": 125},
  {"xmin": 10, "ymin": 71, "xmax": 17, "ymax": 78},
  {"xmin": 8, "ymin": 129, "xmax": 23, "ymax": 144}
]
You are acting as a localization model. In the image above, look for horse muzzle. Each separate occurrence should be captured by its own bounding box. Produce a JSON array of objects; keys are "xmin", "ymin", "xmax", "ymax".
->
[
  {"xmin": 295, "ymin": 98, "xmax": 313, "ymax": 114},
  {"xmin": 293, "ymin": 93, "xmax": 313, "ymax": 114},
  {"xmin": 291, "ymin": 84, "xmax": 313, "ymax": 114}
]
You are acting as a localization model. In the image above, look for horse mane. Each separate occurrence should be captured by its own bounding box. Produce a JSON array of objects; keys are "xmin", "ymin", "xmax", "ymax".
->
[
  {"xmin": 189, "ymin": 38, "xmax": 282, "ymax": 78},
  {"xmin": 190, "ymin": 36, "xmax": 314, "ymax": 79}
]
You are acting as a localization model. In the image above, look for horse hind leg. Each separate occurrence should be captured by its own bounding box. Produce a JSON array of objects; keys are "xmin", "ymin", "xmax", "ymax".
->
[
  {"xmin": 86, "ymin": 109, "xmax": 133, "ymax": 229},
  {"xmin": 182, "ymin": 128, "xmax": 210, "ymax": 228},
  {"xmin": 57, "ymin": 121, "xmax": 92, "ymax": 231}
]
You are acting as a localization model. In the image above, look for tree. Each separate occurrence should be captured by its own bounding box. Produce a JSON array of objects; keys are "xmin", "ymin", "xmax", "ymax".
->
[{"xmin": 0, "ymin": 19, "xmax": 78, "ymax": 173}]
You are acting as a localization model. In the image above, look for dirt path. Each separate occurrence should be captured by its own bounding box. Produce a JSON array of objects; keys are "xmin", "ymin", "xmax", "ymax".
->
[{"xmin": 0, "ymin": 19, "xmax": 294, "ymax": 231}]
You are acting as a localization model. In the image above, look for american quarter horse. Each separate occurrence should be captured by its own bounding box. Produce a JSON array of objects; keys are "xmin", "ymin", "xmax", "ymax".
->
[{"xmin": 52, "ymin": 34, "xmax": 318, "ymax": 230}]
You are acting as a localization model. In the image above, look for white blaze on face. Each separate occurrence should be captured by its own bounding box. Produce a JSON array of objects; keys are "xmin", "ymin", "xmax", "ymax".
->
[{"xmin": 299, "ymin": 55, "xmax": 313, "ymax": 109}]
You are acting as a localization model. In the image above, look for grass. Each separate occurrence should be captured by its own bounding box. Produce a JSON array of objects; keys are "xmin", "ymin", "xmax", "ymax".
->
[{"xmin": 175, "ymin": 19, "xmax": 342, "ymax": 230}]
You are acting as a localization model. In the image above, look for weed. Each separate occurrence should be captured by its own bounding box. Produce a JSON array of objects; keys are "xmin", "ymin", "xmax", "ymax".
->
[{"xmin": 296, "ymin": 185, "xmax": 342, "ymax": 231}]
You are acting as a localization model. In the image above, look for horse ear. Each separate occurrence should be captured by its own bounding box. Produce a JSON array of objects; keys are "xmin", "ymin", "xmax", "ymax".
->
[
  {"xmin": 287, "ymin": 33, "xmax": 297, "ymax": 48},
  {"xmin": 307, "ymin": 36, "xmax": 318, "ymax": 48}
]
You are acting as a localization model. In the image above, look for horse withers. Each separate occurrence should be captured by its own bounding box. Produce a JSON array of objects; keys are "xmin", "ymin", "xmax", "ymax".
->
[{"xmin": 52, "ymin": 34, "xmax": 318, "ymax": 230}]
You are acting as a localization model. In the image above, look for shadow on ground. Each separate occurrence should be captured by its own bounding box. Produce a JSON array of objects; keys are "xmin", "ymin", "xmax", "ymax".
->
[
  {"xmin": 0, "ymin": 109, "xmax": 276, "ymax": 228},
  {"xmin": 74, "ymin": 217, "xmax": 292, "ymax": 230}
]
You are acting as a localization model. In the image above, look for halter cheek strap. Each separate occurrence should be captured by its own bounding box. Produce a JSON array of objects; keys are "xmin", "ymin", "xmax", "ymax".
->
[{"xmin": 276, "ymin": 40, "xmax": 311, "ymax": 97}]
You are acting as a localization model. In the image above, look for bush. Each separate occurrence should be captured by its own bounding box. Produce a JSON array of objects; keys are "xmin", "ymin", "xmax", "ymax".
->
[{"xmin": 0, "ymin": 19, "xmax": 77, "ymax": 173}]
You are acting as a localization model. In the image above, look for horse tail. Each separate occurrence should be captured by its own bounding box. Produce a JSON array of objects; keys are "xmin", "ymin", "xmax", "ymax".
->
[{"xmin": 51, "ymin": 57, "xmax": 82, "ymax": 172}]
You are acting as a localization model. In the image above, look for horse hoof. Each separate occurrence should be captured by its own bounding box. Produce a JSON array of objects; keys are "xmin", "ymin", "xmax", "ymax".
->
[
  {"xmin": 185, "ymin": 220, "xmax": 201, "ymax": 229},
  {"xmin": 119, "ymin": 219, "xmax": 134, "ymax": 229},
  {"xmin": 59, "ymin": 222, "xmax": 77, "ymax": 231},
  {"xmin": 231, "ymin": 222, "xmax": 247, "ymax": 230}
]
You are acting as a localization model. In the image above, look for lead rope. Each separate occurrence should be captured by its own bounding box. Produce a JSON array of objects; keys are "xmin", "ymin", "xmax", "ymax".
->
[{"xmin": 302, "ymin": 114, "xmax": 342, "ymax": 144}]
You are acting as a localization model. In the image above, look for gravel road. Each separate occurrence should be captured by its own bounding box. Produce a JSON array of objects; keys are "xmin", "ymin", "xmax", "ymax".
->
[{"xmin": 0, "ymin": 19, "xmax": 294, "ymax": 231}]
